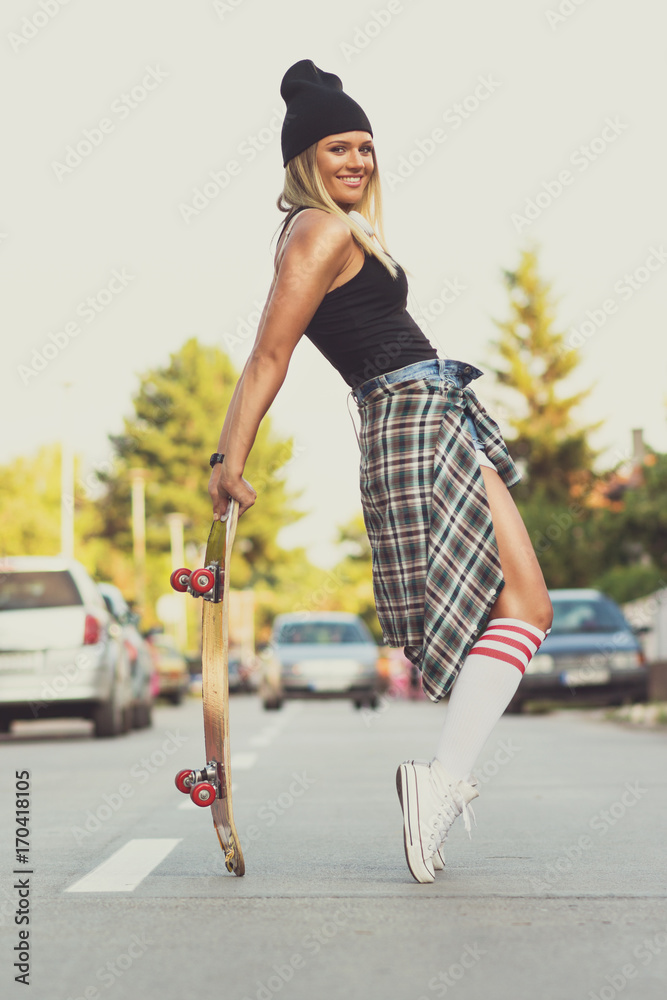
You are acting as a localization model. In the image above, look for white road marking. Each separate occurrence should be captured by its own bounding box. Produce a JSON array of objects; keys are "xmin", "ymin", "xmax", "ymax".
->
[
  {"xmin": 231, "ymin": 751, "xmax": 257, "ymax": 770},
  {"xmin": 248, "ymin": 703, "xmax": 302, "ymax": 746},
  {"xmin": 65, "ymin": 838, "xmax": 181, "ymax": 893},
  {"xmin": 249, "ymin": 734, "xmax": 273, "ymax": 748}
]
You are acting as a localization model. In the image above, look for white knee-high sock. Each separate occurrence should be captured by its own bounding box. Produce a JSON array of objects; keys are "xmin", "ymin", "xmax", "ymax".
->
[{"xmin": 435, "ymin": 618, "xmax": 548, "ymax": 781}]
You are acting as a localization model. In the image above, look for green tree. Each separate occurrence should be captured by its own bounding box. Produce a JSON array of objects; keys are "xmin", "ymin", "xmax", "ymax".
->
[
  {"xmin": 87, "ymin": 338, "xmax": 313, "ymax": 622},
  {"xmin": 592, "ymin": 449, "xmax": 667, "ymax": 602},
  {"xmin": 0, "ymin": 446, "xmax": 62, "ymax": 555},
  {"xmin": 511, "ymin": 489, "xmax": 605, "ymax": 589},
  {"xmin": 490, "ymin": 247, "xmax": 600, "ymax": 503},
  {"xmin": 619, "ymin": 452, "xmax": 667, "ymax": 572},
  {"xmin": 0, "ymin": 446, "xmax": 114, "ymax": 592},
  {"xmin": 486, "ymin": 248, "xmax": 611, "ymax": 588},
  {"xmin": 330, "ymin": 512, "xmax": 381, "ymax": 641}
]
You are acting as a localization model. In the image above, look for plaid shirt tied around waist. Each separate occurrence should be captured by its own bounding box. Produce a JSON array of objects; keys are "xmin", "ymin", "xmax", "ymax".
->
[{"xmin": 355, "ymin": 371, "xmax": 521, "ymax": 702}]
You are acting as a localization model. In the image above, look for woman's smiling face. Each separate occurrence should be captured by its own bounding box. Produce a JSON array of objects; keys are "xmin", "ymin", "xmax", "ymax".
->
[{"xmin": 316, "ymin": 131, "xmax": 374, "ymax": 209}]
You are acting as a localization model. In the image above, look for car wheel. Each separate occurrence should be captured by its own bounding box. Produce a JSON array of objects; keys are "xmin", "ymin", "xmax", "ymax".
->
[
  {"xmin": 167, "ymin": 690, "xmax": 183, "ymax": 706},
  {"xmin": 354, "ymin": 694, "xmax": 379, "ymax": 710},
  {"xmin": 0, "ymin": 716, "xmax": 11, "ymax": 734},
  {"xmin": 262, "ymin": 698, "xmax": 283, "ymax": 711},
  {"xmin": 92, "ymin": 684, "xmax": 126, "ymax": 738},
  {"xmin": 505, "ymin": 699, "xmax": 523, "ymax": 715},
  {"xmin": 132, "ymin": 702, "xmax": 153, "ymax": 729}
]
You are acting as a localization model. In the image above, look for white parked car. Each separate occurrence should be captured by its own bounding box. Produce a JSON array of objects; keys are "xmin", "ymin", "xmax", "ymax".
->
[
  {"xmin": 0, "ymin": 557, "xmax": 133, "ymax": 737},
  {"xmin": 262, "ymin": 611, "xmax": 381, "ymax": 710}
]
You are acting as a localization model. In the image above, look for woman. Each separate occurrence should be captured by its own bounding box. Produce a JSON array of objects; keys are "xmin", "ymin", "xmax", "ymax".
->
[{"xmin": 209, "ymin": 60, "xmax": 553, "ymax": 884}]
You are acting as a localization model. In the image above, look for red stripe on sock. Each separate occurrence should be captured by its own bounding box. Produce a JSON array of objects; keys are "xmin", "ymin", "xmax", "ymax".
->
[
  {"xmin": 469, "ymin": 644, "xmax": 526, "ymax": 674},
  {"xmin": 485, "ymin": 623, "xmax": 543, "ymax": 649},
  {"xmin": 471, "ymin": 633, "xmax": 533, "ymax": 659}
]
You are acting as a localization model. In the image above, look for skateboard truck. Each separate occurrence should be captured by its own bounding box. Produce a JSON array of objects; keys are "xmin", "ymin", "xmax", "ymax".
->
[
  {"xmin": 174, "ymin": 760, "xmax": 227, "ymax": 807},
  {"xmin": 170, "ymin": 565, "xmax": 223, "ymax": 603},
  {"xmin": 169, "ymin": 508, "xmax": 233, "ymax": 602}
]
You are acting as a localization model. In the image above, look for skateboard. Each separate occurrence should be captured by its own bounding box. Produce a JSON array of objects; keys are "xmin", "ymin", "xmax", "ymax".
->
[{"xmin": 170, "ymin": 502, "xmax": 245, "ymax": 876}]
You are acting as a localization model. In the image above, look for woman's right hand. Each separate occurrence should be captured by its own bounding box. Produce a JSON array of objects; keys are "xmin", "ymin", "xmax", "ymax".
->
[{"xmin": 208, "ymin": 464, "xmax": 257, "ymax": 520}]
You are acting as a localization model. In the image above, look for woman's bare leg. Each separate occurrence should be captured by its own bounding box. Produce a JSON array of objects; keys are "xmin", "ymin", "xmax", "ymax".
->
[
  {"xmin": 478, "ymin": 466, "xmax": 553, "ymax": 631},
  {"xmin": 401, "ymin": 461, "xmax": 554, "ymax": 882},
  {"xmin": 432, "ymin": 464, "xmax": 553, "ymax": 789}
]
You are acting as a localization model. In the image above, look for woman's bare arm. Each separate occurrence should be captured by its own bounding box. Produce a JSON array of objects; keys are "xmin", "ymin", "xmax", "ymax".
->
[
  {"xmin": 211, "ymin": 274, "xmax": 277, "ymax": 459},
  {"xmin": 209, "ymin": 212, "xmax": 355, "ymax": 518}
]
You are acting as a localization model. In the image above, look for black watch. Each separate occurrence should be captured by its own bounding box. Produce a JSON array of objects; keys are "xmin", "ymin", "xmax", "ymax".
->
[{"xmin": 209, "ymin": 453, "xmax": 225, "ymax": 468}]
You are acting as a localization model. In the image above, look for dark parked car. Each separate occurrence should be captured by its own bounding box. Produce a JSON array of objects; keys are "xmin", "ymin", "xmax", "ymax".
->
[
  {"xmin": 507, "ymin": 588, "xmax": 647, "ymax": 713},
  {"xmin": 261, "ymin": 611, "xmax": 381, "ymax": 710}
]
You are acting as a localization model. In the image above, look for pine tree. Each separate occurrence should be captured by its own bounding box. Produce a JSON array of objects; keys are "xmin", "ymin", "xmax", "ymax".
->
[{"xmin": 490, "ymin": 247, "xmax": 600, "ymax": 502}]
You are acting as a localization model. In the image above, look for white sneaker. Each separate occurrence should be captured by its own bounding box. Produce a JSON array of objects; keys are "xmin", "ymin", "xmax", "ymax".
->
[
  {"xmin": 432, "ymin": 771, "xmax": 479, "ymax": 871},
  {"xmin": 432, "ymin": 845, "xmax": 446, "ymax": 872},
  {"xmin": 396, "ymin": 759, "xmax": 479, "ymax": 883}
]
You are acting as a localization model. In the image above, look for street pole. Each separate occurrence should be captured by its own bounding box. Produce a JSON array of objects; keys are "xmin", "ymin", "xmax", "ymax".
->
[
  {"xmin": 129, "ymin": 469, "xmax": 147, "ymax": 618},
  {"xmin": 60, "ymin": 383, "xmax": 74, "ymax": 559},
  {"xmin": 166, "ymin": 512, "xmax": 188, "ymax": 650}
]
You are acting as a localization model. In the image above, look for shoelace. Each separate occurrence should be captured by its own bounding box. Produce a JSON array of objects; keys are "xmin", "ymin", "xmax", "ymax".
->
[
  {"xmin": 428, "ymin": 781, "xmax": 478, "ymax": 852},
  {"xmin": 455, "ymin": 787, "xmax": 477, "ymax": 838}
]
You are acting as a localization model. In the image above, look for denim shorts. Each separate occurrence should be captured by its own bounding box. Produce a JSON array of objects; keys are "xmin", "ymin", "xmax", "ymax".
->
[{"xmin": 353, "ymin": 358, "xmax": 495, "ymax": 467}]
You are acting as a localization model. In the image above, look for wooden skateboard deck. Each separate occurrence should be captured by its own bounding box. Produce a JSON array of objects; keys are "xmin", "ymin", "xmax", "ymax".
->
[{"xmin": 172, "ymin": 502, "xmax": 245, "ymax": 875}]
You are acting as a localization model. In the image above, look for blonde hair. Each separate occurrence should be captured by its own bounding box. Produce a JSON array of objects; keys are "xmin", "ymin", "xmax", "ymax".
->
[{"xmin": 274, "ymin": 141, "xmax": 399, "ymax": 279}]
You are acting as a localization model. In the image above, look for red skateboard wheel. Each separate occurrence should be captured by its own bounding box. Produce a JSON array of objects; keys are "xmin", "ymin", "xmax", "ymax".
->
[
  {"xmin": 190, "ymin": 568, "xmax": 215, "ymax": 595},
  {"xmin": 170, "ymin": 568, "xmax": 191, "ymax": 593},
  {"xmin": 190, "ymin": 781, "xmax": 216, "ymax": 807},
  {"xmin": 174, "ymin": 769, "xmax": 194, "ymax": 794}
]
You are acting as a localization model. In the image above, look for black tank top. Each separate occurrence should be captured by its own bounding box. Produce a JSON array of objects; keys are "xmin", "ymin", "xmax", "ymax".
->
[{"xmin": 279, "ymin": 208, "xmax": 437, "ymax": 389}]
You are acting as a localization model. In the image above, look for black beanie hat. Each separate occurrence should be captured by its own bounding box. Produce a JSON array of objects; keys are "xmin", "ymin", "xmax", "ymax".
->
[{"xmin": 280, "ymin": 59, "xmax": 373, "ymax": 168}]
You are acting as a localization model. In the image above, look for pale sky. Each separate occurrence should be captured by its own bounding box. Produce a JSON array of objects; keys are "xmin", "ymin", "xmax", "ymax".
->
[{"xmin": 2, "ymin": 0, "xmax": 666, "ymax": 566}]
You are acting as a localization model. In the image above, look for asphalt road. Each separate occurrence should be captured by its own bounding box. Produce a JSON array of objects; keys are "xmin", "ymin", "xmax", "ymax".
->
[{"xmin": 1, "ymin": 694, "xmax": 666, "ymax": 1000}]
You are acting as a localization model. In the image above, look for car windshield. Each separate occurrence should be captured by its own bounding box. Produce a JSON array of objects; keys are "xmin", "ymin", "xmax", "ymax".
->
[
  {"xmin": 277, "ymin": 622, "xmax": 366, "ymax": 645},
  {"xmin": 0, "ymin": 571, "xmax": 82, "ymax": 611},
  {"xmin": 550, "ymin": 599, "xmax": 628, "ymax": 635}
]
